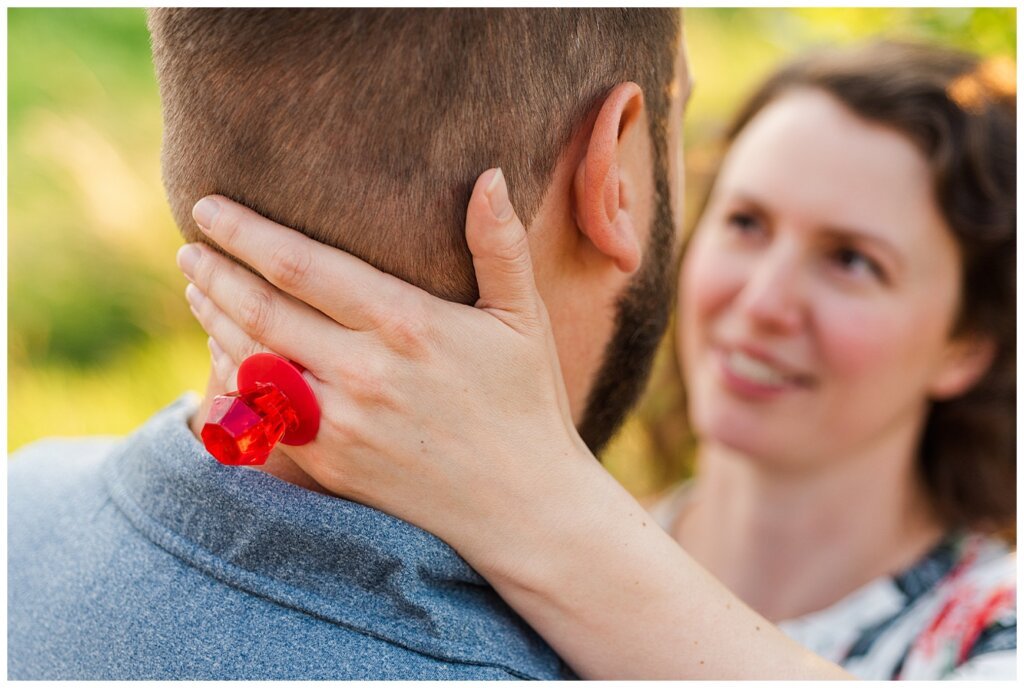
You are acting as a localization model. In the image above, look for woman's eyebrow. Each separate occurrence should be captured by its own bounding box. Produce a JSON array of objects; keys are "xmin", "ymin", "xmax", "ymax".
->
[{"xmin": 727, "ymin": 190, "xmax": 770, "ymax": 213}]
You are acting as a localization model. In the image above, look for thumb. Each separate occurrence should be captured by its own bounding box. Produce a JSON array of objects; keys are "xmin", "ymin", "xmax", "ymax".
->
[{"xmin": 466, "ymin": 168, "xmax": 542, "ymax": 329}]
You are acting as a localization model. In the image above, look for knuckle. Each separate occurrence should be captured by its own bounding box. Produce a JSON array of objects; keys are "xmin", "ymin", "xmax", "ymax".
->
[
  {"xmin": 344, "ymin": 358, "xmax": 391, "ymax": 405},
  {"xmin": 213, "ymin": 208, "xmax": 243, "ymax": 246},
  {"xmin": 374, "ymin": 302, "xmax": 432, "ymax": 358},
  {"xmin": 238, "ymin": 288, "xmax": 274, "ymax": 338},
  {"xmin": 324, "ymin": 408, "xmax": 364, "ymax": 447},
  {"xmin": 494, "ymin": 232, "xmax": 532, "ymax": 273},
  {"xmin": 267, "ymin": 242, "xmax": 313, "ymax": 290}
]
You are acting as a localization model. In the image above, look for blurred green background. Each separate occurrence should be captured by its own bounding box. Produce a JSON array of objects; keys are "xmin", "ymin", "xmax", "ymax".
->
[{"xmin": 7, "ymin": 8, "xmax": 1016, "ymax": 496}]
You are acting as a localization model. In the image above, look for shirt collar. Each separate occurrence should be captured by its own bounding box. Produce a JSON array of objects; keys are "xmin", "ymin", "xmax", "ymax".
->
[{"xmin": 101, "ymin": 395, "xmax": 567, "ymax": 678}]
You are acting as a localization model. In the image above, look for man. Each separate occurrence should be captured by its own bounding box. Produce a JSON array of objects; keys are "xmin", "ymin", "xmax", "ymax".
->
[{"xmin": 8, "ymin": 9, "xmax": 688, "ymax": 679}]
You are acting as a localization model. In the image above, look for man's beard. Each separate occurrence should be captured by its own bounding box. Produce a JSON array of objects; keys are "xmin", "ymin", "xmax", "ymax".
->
[{"xmin": 576, "ymin": 153, "xmax": 677, "ymax": 456}]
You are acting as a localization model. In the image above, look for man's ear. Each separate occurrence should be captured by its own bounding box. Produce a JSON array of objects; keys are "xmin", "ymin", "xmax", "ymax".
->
[
  {"xmin": 928, "ymin": 334, "xmax": 997, "ymax": 400},
  {"xmin": 573, "ymin": 82, "xmax": 645, "ymax": 274}
]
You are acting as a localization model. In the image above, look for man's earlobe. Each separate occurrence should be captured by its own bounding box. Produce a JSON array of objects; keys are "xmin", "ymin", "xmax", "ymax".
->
[{"xmin": 573, "ymin": 82, "xmax": 645, "ymax": 274}]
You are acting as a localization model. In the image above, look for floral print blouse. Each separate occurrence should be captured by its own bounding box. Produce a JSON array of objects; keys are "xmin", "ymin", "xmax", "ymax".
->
[
  {"xmin": 651, "ymin": 488, "xmax": 1016, "ymax": 680},
  {"xmin": 777, "ymin": 530, "xmax": 1015, "ymax": 679}
]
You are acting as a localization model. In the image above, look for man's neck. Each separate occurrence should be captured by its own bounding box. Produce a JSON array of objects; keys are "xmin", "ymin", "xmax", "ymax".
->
[
  {"xmin": 189, "ymin": 371, "xmax": 332, "ymax": 495},
  {"xmin": 674, "ymin": 425, "xmax": 943, "ymax": 623}
]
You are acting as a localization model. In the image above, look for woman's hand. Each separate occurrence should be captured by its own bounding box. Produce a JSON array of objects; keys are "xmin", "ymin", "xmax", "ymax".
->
[
  {"xmin": 177, "ymin": 168, "xmax": 597, "ymax": 566},
  {"xmin": 178, "ymin": 168, "xmax": 851, "ymax": 680}
]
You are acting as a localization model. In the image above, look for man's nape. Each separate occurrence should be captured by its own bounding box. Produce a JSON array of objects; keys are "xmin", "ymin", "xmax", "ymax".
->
[
  {"xmin": 150, "ymin": 8, "xmax": 682, "ymax": 462},
  {"xmin": 6, "ymin": 9, "xmax": 683, "ymax": 681}
]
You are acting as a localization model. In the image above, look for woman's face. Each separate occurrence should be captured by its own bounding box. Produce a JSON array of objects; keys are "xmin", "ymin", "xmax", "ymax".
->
[{"xmin": 679, "ymin": 88, "xmax": 985, "ymax": 469}]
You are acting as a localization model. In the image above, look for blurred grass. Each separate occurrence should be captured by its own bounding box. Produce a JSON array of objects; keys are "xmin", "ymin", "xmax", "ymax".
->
[
  {"xmin": 9, "ymin": 8, "xmax": 207, "ymax": 451},
  {"xmin": 7, "ymin": 8, "xmax": 1016, "ymax": 495},
  {"xmin": 9, "ymin": 334, "xmax": 208, "ymax": 443}
]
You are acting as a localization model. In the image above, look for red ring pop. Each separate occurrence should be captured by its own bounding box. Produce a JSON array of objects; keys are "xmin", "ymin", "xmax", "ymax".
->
[{"xmin": 201, "ymin": 353, "xmax": 320, "ymax": 466}]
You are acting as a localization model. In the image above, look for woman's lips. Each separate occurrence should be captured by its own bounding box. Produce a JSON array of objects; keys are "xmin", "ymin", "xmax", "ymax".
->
[{"xmin": 715, "ymin": 347, "xmax": 814, "ymax": 399}]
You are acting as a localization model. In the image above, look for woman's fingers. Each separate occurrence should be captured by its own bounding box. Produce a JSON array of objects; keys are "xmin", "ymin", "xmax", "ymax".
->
[
  {"xmin": 191, "ymin": 195, "xmax": 420, "ymax": 331},
  {"xmin": 185, "ymin": 282, "xmax": 268, "ymax": 366},
  {"xmin": 177, "ymin": 242, "xmax": 339, "ymax": 375},
  {"xmin": 185, "ymin": 170, "xmax": 551, "ymax": 380},
  {"xmin": 188, "ymin": 279, "xmax": 328, "ymax": 403},
  {"xmin": 466, "ymin": 169, "xmax": 544, "ymax": 335},
  {"xmin": 467, "ymin": 169, "xmax": 573, "ymax": 424},
  {"xmin": 207, "ymin": 335, "xmax": 239, "ymax": 390}
]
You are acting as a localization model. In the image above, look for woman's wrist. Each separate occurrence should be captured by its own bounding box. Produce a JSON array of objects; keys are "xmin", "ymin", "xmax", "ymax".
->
[
  {"xmin": 448, "ymin": 451, "xmax": 688, "ymax": 677},
  {"xmin": 431, "ymin": 439, "xmax": 611, "ymax": 594},
  {"xmin": 432, "ymin": 448, "xmax": 854, "ymax": 680},
  {"xmin": 459, "ymin": 447, "xmax": 657, "ymax": 617}
]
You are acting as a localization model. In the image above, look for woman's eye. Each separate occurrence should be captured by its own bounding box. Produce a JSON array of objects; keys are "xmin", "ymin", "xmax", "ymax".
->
[
  {"xmin": 726, "ymin": 211, "xmax": 762, "ymax": 235},
  {"xmin": 832, "ymin": 247, "xmax": 886, "ymax": 282}
]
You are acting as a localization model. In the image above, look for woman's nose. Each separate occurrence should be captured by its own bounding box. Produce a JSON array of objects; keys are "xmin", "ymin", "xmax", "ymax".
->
[{"xmin": 734, "ymin": 246, "xmax": 805, "ymax": 335}]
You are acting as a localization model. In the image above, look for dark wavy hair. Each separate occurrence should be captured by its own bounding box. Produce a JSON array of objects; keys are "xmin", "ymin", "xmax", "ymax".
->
[{"xmin": 698, "ymin": 42, "xmax": 1015, "ymax": 533}]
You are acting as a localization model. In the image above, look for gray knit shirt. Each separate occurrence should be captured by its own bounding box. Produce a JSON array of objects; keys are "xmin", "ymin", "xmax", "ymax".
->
[{"xmin": 8, "ymin": 395, "xmax": 572, "ymax": 680}]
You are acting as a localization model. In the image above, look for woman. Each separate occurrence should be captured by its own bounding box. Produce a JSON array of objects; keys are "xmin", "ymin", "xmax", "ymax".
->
[{"xmin": 177, "ymin": 42, "xmax": 1015, "ymax": 679}]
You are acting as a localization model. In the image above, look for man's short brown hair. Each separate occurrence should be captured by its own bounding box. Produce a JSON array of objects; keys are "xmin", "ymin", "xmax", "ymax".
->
[{"xmin": 149, "ymin": 9, "xmax": 680, "ymax": 303}]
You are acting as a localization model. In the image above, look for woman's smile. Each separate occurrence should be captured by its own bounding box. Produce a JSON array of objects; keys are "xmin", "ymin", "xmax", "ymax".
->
[{"xmin": 714, "ymin": 345, "xmax": 815, "ymax": 400}]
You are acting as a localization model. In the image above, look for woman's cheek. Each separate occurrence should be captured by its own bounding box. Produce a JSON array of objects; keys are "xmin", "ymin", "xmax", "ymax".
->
[
  {"xmin": 678, "ymin": 252, "xmax": 713, "ymax": 363},
  {"xmin": 677, "ymin": 237, "xmax": 751, "ymax": 419},
  {"xmin": 680, "ymin": 233, "xmax": 742, "ymax": 324},
  {"xmin": 813, "ymin": 296, "xmax": 921, "ymax": 384}
]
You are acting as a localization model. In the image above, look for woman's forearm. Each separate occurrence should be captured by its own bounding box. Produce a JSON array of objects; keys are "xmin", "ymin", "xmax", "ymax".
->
[
  {"xmin": 180, "ymin": 190, "xmax": 851, "ymax": 679},
  {"xmin": 445, "ymin": 454, "xmax": 853, "ymax": 680}
]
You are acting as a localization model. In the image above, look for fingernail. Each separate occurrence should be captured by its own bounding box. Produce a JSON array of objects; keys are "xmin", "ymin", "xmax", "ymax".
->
[
  {"xmin": 177, "ymin": 244, "xmax": 201, "ymax": 278},
  {"xmin": 192, "ymin": 197, "xmax": 220, "ymax": 231},
  {"xmin": 486, "ymin": 168, "xmax": 513, "ymax": 221},
  {"xmin": 185, "ymin": 282, "xmax": 207, "ymax": 307}
]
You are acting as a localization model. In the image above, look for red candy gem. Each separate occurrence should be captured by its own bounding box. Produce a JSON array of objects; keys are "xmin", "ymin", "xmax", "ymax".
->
[
  {"xmin": 201, "ymin": 384, "xmax": 298, "ymax": 466},
  {"xmin": 201, "ymin": 353, "xmax": 321, "ymax": 466}
]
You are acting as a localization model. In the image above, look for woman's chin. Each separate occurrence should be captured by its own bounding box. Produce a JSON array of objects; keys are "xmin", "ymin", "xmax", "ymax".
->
[
  {"xmin": 695, "ymin": 408, "xmax": 801, "ymax": 469},
  {"xmin": 708, "ymin": 430, "xmax": 771, "ymax": 462}
]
